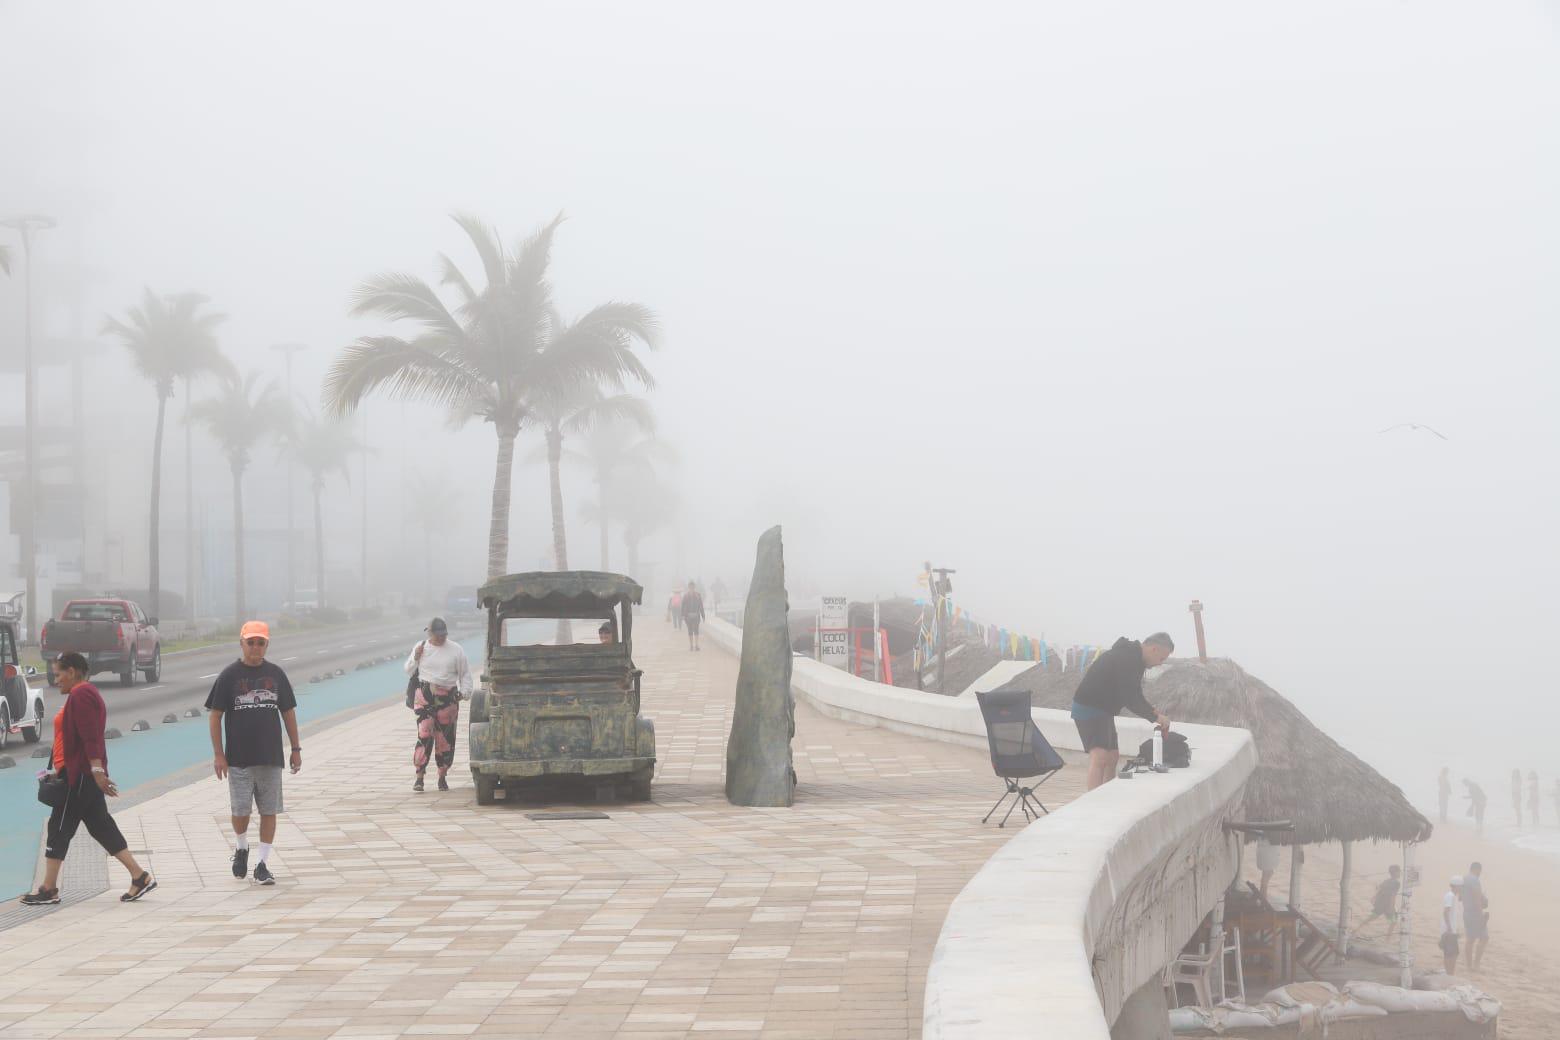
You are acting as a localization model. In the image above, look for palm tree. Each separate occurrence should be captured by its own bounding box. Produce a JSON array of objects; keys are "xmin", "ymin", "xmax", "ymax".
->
[
  {"xmin": 102, "ymin": 290, "xmax": 230, "ymax": 620},
  {"xmin": 282, "ymin": 407, "xmax": 360, "ymax": 609},
  {"xmin": 617, "ymin": 466, "xmax": 678, "ymax": 581},
  {"xmin": 527, "ymin": 387, "xmax": 656, "ymax": 572},
  {"xmin": 573, "ymin": 427, "xmax": 671, "ymax": 570},
  {"xmin": 324, "ymin": 213, "xmax": 658, "ymax": 579},
  {"xmin": 190, "ymin": 371, "xmax": 285, "ymax": 623},
  {"xmin": 0, "ymin": 244, "xmax": 10, "ymax": 276}
]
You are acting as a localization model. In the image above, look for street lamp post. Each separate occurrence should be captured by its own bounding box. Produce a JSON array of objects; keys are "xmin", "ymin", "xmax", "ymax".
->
[
  {"xmin": 2, "ymin": 214, "xmax": 56, "ymax": 645},
  {"xmin": 270, "ymin": 342, "xmax": 307, "ymax": 611}
]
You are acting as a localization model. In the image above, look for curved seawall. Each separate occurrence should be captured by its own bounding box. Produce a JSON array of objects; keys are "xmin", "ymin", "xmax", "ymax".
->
[{"xmin": 704, "ymin": 616, "xmax": 1257, "ymax": 1037}]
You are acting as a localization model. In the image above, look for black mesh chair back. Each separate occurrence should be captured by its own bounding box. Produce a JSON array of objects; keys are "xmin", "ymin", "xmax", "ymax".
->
[{"xmin": 975, "ymin": 688, "xmax": 1065, "ymax": 826}]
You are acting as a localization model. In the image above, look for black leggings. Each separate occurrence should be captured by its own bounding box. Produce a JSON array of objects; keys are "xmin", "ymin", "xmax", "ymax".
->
[{"xmin": 45, "ymin": 771, "xmax": 128, "ymax": 860}]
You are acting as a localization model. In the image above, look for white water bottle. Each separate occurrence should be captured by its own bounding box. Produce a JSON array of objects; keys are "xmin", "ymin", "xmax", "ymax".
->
[{"xmin": 1152, "ymin": 728, "xmax": 1164, "ymax": 768}]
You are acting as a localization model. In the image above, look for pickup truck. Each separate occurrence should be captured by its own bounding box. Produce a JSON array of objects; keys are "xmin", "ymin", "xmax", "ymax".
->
[
  {"xmin": 40, "ymin": 598, "xmax": 162, "ymax": 686},
  {"xmin": 0, "ymin": 618, "xmax": 45, "ymax": 749}
]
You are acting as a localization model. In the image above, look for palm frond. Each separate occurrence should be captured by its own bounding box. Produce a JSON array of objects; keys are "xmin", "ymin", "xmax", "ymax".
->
[
  {"xmin": 349, "ymin": 272, "xmax": 467, "ymax": 344},
  {"xmin": 323, "ymin": 336, "xmax": 482, "ymax": 418},
  {"xmin": 562, "ymin": 393, "xmax": 656, "ymax": 438},
  {"xmin": 450, "ymin": 212, "xmax": 509, "ymax": 298}
]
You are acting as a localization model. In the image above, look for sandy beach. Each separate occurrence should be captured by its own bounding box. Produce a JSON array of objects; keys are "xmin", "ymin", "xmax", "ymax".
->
[{"xmin": 1246, "ymin": 816, "xmax": 1560, "ymax": 1040}]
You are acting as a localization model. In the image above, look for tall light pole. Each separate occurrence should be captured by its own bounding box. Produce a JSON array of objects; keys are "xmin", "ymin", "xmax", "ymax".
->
[
  {"xmin": 270, "ymin": 342, "xmax": 307, "ymax": 610},
  {"xmin": 360, "ymin": 407, "xmax": 369, "ymax": 610},
  {"xmin": 2, "ymin": 214, "xmax": 56, "ymax": 645}
]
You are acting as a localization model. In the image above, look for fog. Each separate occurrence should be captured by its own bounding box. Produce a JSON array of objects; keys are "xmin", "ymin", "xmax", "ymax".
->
[{"xmin": 2, "ymin": 1, "xmax": 1557, "ymax": 799}]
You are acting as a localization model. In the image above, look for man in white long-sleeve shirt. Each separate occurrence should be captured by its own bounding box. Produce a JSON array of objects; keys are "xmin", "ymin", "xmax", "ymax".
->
[{"xmin": 404, "ymin": 617, "xmax": 473, "ymax": 792}]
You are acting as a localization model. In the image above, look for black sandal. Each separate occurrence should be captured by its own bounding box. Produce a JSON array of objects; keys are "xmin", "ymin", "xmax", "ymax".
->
[
  {"xmin": 120, "ymin": 872, "xmax": 156, "ymax": 902},
  {"xmin": 19, "ymin": 887, "xmax": 59, "ymax": 906}
]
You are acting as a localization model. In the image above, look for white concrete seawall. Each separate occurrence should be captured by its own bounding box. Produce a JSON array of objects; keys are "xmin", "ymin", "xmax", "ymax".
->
[{"xmin": 704, "ymin": 616, "xmax": 1258, "ymax": 1038}]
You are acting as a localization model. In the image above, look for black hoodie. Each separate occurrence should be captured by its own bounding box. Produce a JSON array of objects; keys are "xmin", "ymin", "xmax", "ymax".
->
[{"xmin": 1071, "ymin": 637, "xmax": 1158, "ymax": 721}]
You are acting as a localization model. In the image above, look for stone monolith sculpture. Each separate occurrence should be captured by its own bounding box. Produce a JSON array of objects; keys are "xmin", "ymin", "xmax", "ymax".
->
[{"xmin": 725, "ymin": 525, "xmax": 796, "ymax": 807}]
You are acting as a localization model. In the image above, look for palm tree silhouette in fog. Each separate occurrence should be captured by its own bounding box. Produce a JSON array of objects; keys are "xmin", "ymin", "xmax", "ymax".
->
[
  {"xmin": 573, "ymin": 427, "xmax": 671, "ymax": 572},
  {"xmin": 325, "ymin": 213, "xmax": 658, "ymax": 579},
  {"xmin": 191, "ymin": 371, "xmax": 284, "ymax": 623},
  {"xmin": 282, "ymin": 406, "xmax": 360, "ymax": 610},
  {"xmin": 103, "ymin": 290, "xmax": 231, "ymax": 620}
]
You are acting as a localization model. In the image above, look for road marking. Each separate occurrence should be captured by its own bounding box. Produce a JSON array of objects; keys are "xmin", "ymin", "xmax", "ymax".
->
[
  {"xmin": 342, "ymin": 643, "xmax": 356, "ymax": 648},
  {"xmin": 315, "ymin": 650, "xmax": 328, "ymax": 655},
  {"xmin": 198, "ymin": 673, "xmax": 219, "ymax": 680},
  {"xmin": 143, "ymin": 684, "xmax": 163, "ymax": 691},
  {"xmin": 282, "ymin": 656, "xmax": 298, "ymax": 662}
]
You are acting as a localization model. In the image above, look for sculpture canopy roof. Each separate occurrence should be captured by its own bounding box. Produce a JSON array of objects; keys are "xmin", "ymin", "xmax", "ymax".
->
[{"xmin": 480, "ymin": 571, "xmax": 644, "ymax": 614}]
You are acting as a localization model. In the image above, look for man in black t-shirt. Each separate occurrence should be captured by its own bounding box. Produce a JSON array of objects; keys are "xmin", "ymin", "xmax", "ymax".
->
[{"xmin": 206, "ymin": 621, "xmax": 300, "ymax": 886}]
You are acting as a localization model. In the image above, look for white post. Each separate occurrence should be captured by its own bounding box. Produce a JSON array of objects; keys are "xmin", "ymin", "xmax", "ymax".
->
[
  {"xmin": 1288, "ymin": 845, "xmax": 1303, "ymax": 913},
  {"xmin": 1210, "ymin": 890, "xmax": 1228, "ymax": 1000},
  {"xmin": 872, "ymin": 598, "xmax": 882, "ymax": 682},
  {"xmin": 1398, "ymin": 843, "xmax": 1415, "ymax": 989},
  {"xmin": 1337, "ymin": 842, "xmax": 1352, "ymax": 963}
]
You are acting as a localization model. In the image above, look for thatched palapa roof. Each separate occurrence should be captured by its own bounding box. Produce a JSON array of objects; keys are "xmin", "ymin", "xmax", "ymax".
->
[{"xmin": 1000, "ymin": 657, "xmax": 1433, "ymax": 847}]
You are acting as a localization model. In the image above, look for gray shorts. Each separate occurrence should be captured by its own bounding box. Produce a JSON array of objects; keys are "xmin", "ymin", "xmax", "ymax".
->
[{"xmin": 228, "ymin": 766, "xmax": 285, "ymax": 816}]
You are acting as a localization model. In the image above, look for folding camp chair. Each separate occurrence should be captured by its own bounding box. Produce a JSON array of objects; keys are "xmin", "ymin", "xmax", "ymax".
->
[{"xmin": 975, "ymin": 689, "xmax": 1065, "ymax": 827}]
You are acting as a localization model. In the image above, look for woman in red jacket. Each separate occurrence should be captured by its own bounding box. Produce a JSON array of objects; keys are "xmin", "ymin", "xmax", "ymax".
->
[{"xmin": 19, "ymin": 652, "xmax": 155, "ymax": 905}]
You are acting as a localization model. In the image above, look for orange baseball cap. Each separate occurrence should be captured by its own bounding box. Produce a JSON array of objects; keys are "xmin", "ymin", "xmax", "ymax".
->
[{"xmin": 240, "ymin": 620, "xmax": 270, "ymax": 642}]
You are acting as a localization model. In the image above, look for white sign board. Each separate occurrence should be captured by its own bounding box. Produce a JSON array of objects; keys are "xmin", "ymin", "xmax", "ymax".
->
[
  {"xmin": 819, "ymin": 596, "xmax": 850, "ymax": 670},
  {"xmin": 819, "ymin": 629, "xmax": 850, "ymax": 670}
]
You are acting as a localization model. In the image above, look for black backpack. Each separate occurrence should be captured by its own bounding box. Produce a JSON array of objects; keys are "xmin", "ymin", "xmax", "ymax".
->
[{"xmin": 1136, "ymin": 731, "xmax": 1191, "ymax": 768}]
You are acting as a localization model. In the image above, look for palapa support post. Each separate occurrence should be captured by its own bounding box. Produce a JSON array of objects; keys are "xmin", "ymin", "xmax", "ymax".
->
[
  {"xmin": 1398, "ymin": 842, "xmax": 1416, "ymax": 989},
  {"xmin": 1189, "ymin": 599, "xmax": 1208, "ymax": 662},
  {"xmin": 1337, "ymin": 841, "xmax": 1352, "ymax": 963}
]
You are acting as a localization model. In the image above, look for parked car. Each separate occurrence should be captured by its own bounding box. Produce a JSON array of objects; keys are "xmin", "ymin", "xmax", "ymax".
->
[
  {"xmin": 0, "ymin": 619, "xmax": 45, "ymax": 748},
  {"xmin": 39, "ymin": 598, "xmax": 161, "ymax": 686}
]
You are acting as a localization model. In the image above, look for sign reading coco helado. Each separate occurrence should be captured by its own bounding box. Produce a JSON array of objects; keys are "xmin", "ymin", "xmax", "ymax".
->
[{"xmin": 819, "ymin": 596, "xmax": 850, "ymax": 670}]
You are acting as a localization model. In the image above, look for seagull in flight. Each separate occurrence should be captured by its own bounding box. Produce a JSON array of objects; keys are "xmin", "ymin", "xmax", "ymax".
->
[{"xmin": 1379, "ymin": 423, "xmax": 1448, "ymax": 440}]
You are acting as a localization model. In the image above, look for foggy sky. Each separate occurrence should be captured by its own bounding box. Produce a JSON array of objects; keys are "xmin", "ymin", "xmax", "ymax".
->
[{"xmin": 2, "ymin": 2, "xmax": 1557, "ymax": 794}]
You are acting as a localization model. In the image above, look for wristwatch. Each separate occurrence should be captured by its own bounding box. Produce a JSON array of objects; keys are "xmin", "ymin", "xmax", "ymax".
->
[
  {"xmin": 291, "ymin": 746, "xmax": 302, "ymax": 752},
  {"xmin": 91, "ymin": 766, "xmax": 106, "ymax": 774}
]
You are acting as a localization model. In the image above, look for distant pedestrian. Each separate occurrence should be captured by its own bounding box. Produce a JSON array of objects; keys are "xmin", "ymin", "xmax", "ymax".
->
[
  {"xmin": 670, "ymin": 589, "xmax": 684, "ymax": 630},
  {"xmin": 681, "ymin": 580, "xmax": 706, "ymax": 651},
  {"xmin": 1361, "ymin": 865, "xmax": 1402, "ymax": 938},
  {"xmin": 19, "ymin": 652, "xmax": 155, "ymax": 906},
  {"xmin": 1441, "ymin": 876, "xmax": 1464, "ymax": 974},
  {"xmin": 405, "ymin": 616, "xmax": 472, "ymax": 793},
  {"xmin": 1069, "ymin": 633, "xmax": 1174, "ymax": 791},
  {"xmin": 1438, "ymin": 767, "xmax": 1452, "ymax": 824},
  {"xmin": 1255, "ymin": 838, "xmax": 1280, "ymax": 903},
  {"xmin": 207, "ymin": 621, "xmax": 300, "ymax": 886},
  {"xmin": 1462, "ymin": 862, "xmax": 1489, "ymax": 970},
  {"xmin": 1512, "ymin": 769, "xmax": 1523, "ymax": 826},
  {"xmin": 1464, "ymin": 779, "xmax": 1487, "ymax": 834},
  {"xmin": 1527, "ymin": 771, "xmax": 1540, "ymax": 826}
]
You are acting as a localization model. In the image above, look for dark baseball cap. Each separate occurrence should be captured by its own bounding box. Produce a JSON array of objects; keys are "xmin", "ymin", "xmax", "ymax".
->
[{"xmin": 427, "ymin": 617, "xmax": 448, "ymax": 635}]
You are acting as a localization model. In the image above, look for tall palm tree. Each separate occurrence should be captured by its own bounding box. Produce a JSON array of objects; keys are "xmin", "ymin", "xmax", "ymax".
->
[
  {"xmin": 324, "ymin": 213, "xmax": 658, "ymax": 579},
  {"xmin": 572, "ymin": 428, "xmax": 671, "ymax": 570},
  {"xmin": 103, "ymin": 290, "xmax": 230, "ymax": 620},
  {"xmin": 0, "ymin": 244, "xmax": 10, "ymax": 276},
  {"xmin": 617, "ymin": 466, "xmax": 678, "ymax": 582},
  {"xmin": 527, "ymin": 387, "xmax": 656, "ymax": 572},
  {"xmin": 282, "ymin": 407, "xmax": 360, "ymax": 609},
  {"xmin": 190, "ymin": 371, "xmax": 284, "ymax": 623}
]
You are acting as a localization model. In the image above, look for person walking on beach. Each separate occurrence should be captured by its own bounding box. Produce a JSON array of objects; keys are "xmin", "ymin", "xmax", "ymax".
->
[
  {"xmin": 1464, "ymin": 779, "xmax": 1487, "ymax": 834},
  {"xmin": 681, "ymin": 580, "xmax": 706, "ymax": 651},
  {"xmin": 1069, "ymin": 633, "xmax": 1174, "ymax": 791},
  {"xmin": 1440, "ymin": 876, "xmax": 1464, "ymax": 974},
  {"xmin": 19, "ymin": 652, "xmax": 156, "ymax": 906},
  {"xmin": 1527, "ymin": 771, "xmax": 1539, "ymax": 826},
  {"xmin": 1361, "ymin": 864, "xmax": 1402, "ymax": 938},
  {"xmin": 1462, "ymin": 862, "xmax": 1490, "ymax": 971},
  {"xmin": 1438, "ymin": 767, "xmax": 1452, "ymax": 824},
  {"xmin": 405, "ymin": 616, "xmax": 472, "ymax": 792},
  {"xmin": 1511, "ymin": 769, "xmax": 1523, "ymax": 826},
  {"xmin": 207, "ymin": 621, "xmax": 301, "ymax": 886}
]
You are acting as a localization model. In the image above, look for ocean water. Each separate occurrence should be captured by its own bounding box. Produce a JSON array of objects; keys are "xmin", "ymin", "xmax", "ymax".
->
[{"xmin": 0, "ymin": 655, "xmax": 411, "ymax": 897}]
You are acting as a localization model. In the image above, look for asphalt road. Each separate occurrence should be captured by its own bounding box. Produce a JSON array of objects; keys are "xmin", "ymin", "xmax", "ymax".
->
[{"xmin": 30, "ymin": 615, "xmax": 486, "ymax": 734}]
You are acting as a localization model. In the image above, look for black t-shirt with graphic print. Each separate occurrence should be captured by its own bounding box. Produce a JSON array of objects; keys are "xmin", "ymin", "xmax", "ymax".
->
[{"xmin": 204, "ymin": 660, "xmax": 298, "ymax": 768}]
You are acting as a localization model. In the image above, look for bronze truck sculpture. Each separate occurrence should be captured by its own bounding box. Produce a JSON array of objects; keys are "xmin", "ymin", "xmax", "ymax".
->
[{"xmin": 468, "ymin": 571, "xmax": 655, "ymax": 805}]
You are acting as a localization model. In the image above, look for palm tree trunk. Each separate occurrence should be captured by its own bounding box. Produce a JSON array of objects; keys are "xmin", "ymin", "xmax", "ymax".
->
[
  {"xmin": 547, "ymin": 427, "xmax": 569, "ymax": 570},
  {"xmin": 313, "ymin": 480, "xmax": 326, "ymax": 610},
  {"xmin": 626, "ymin": 532, "xmax": 639, "ymax": 581},
  {"xmin": 148, "ymin": 392, "xmax": 168, "ymax": 620},
  {"xmin": 231, "ymin": 461, "xmax": 246, "ymax": 624},
  {"xmin": 597, "ymin": 473, "xmax": 610, "ymax": 570},
  {"xmin": 486, "ymin": 424, "xmax": 518, "ymax": 579}
]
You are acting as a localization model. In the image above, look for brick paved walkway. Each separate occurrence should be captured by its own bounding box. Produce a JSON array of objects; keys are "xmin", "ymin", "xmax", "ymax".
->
[{"xmin": 0, "ymin": 621, "xmax": 1082, "ymax": 1039}]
